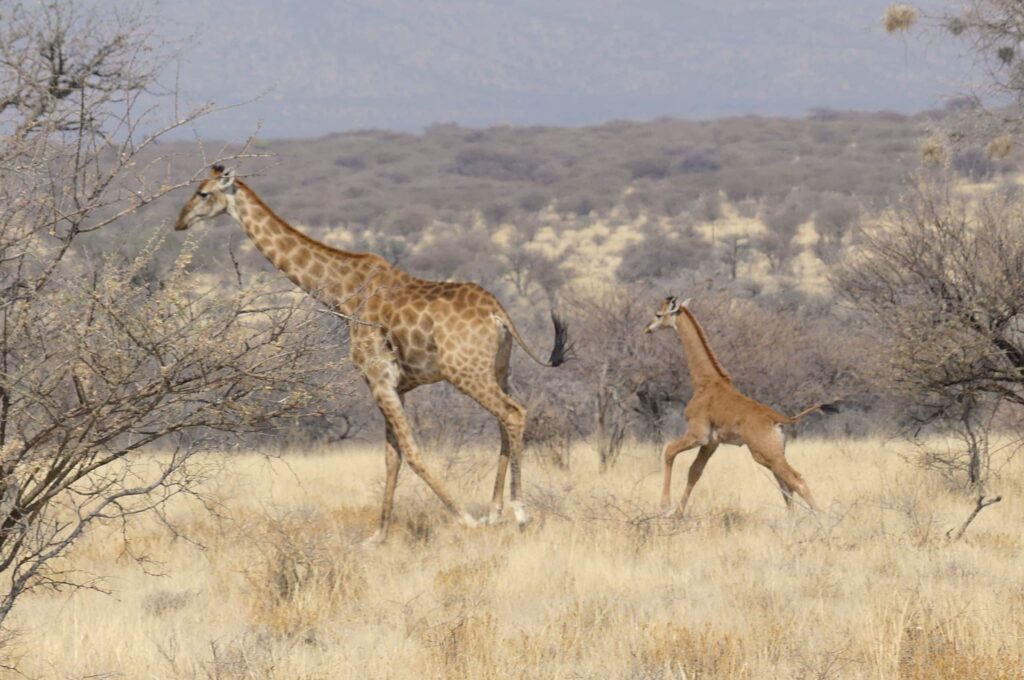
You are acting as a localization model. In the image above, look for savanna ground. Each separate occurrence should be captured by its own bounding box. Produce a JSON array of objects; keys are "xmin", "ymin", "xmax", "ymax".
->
[{"xmin": 6, "ymin": 438, "xmax": 1022, "ymax": 679}]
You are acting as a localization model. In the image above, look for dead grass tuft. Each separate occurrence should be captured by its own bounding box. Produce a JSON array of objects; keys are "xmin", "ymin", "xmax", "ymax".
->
[
  {"xmin": 897, "ymin": 607, "xmax": 1024, "ymax": 679},
  {"xmin": 244, "ymin": 510, "xmax": 366, "ymax": 637},
  {"xmin": 434, "ymin": 555, "xmax": 504, "ymax": 605},
  {"xmin": 142, "ymin": 589, "xmax": 194, "ymax": 617},
  {"xmin": 640, "ymin": 622, "xmax": 749, "ymax": 679},
  {"xmin": 921, "ymin": 135, "xmax": 948, "ymax": 166},
  {"xmin": 421, "ymin": 611, "xmax": 499, "ymax": 679}
]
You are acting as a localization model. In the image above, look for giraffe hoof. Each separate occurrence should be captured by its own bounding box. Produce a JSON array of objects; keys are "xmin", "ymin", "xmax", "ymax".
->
[
  {"xmin": 361, "ymin": 529, "xmax": 387, "ymax": 547},
  {"xmin": 487, "ymin": 508, "xmax": 505, "ymax": 525},
  {"xmin": 459, "ymin": 512, "xmax": 482, "ymax": 529},
  {"xmin": 511, "ymin": 501, "xmax": 531, "ymax": 527}
]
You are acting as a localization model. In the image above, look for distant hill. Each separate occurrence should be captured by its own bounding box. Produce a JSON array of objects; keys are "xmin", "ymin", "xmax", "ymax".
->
[
  {"xmin": 133, "ymin": 108, "xmax": 981, "ymax": 230},
  {"xmin": 108, "ymin": 108, "xmax": 1020, "ymax": 297}
]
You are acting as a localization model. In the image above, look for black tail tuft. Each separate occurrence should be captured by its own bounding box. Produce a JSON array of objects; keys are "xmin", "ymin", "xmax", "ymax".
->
[
  {"xmin": 820, "ymin": 401, "xmax": 841, "ymax": 414},
  {"xmin": 548, "ymin": 311, "xmax": 572, "ymax": 367}
]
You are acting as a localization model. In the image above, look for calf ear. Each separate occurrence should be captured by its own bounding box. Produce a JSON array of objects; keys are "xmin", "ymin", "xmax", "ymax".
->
[
  {"xmin": 667, "ymin": 296, "xmax": 681, "ymax": 314},
  {"xmin": 680, "ymin": 298, "xmax": 691, "ymax": 308}
]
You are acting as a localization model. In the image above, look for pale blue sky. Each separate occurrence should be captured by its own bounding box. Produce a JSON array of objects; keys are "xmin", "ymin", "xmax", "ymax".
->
[{"xmin": 154, "ymin": 0, "xmax": 965, "ymax": 139}]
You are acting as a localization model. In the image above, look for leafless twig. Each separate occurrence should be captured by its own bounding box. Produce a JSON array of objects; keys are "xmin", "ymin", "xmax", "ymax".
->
[{"xmin": 946, "ymin": 494, "xmax": 1002, "ymax": 541}]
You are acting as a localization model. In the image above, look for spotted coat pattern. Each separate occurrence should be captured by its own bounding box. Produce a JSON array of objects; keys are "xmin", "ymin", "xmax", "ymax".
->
[{"xmin": 176, "ymin": 166, "xmax": 565, "ymax": 541}]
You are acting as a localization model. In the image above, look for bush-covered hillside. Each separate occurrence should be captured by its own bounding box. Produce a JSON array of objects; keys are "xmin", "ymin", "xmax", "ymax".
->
[{"xmin": 99, "ymin": 107, "xmax": 1020, "ymax": 445}]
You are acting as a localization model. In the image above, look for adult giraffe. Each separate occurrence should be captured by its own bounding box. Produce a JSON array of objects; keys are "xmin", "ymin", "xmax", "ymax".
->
[{"xmin": 175, "ymin": 165, "xmax": 568, "ymax": 542}]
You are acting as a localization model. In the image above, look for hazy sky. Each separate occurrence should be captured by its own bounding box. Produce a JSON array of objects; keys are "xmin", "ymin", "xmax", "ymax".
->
[{"xmin": 156, "ymin": 0, "xmax": 966, "ymax": 139}]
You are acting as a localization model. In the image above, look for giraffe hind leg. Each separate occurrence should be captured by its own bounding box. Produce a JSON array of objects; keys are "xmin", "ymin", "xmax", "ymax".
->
[
  {"xmin": 748, "ymin": 434, "xmax": 820, "ymax": 513},
  {"xmin": 487, "ymin": 335, "xmax": 514, "ymax": 524},
  {"xmin": 773, "ymin": 471, "xmax": 794, "ymax": 510},
  {"xmin": 489, "ymin": 426, "xmax": 511, "ymax": 525},
  {"xmin": 450, "ymin": 370, "xmax": 529, "ymax": 526}
]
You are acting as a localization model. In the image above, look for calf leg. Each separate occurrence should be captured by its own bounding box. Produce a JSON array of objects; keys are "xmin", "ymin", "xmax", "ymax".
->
[
  {"xmin": 749, "ymin": 443, "xmax": 820, "ymax": 512},
  {"xmin": 661, "ymin": 426, "xmax": 709, "ymax": 512},
  {"xmin": 673, "ymin": 443, "xmax": 719, "ymax": 517},
  {"xmin": 773, "ymin": 471, "xmax": 794, "ymax": 510}
]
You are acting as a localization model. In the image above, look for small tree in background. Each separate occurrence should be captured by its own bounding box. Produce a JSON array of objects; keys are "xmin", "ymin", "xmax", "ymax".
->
[
  {"xmin": 834, "ymin": 177, "xmax": 1024, "ymax": 487},
  {"xmin": 565, "ymin": 287, "xmax": 686, "ymax": 468},
  {"xmin": 759, "ymin": 190, "xmax": 812, "ymax": 272},
  {"xmin": 813, "ymin": 193, "xmax": 860, "ymax": 263},
  {"xmin": 617, "ymin": 227, "xmax": 711, "ymax": 283},
  {"xmin": 502, "ymin": 234, "xmax": 569, "ymax": 304},
  {"xmin": 719, "ymin": 235, "xmax": 751, "ymax": 280}
]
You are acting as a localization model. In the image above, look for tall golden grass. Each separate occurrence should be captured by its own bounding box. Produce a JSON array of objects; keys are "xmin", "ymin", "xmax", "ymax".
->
[{"xmin": 8, "ymin": 438, "xmax": 1023, "ymax": 679}]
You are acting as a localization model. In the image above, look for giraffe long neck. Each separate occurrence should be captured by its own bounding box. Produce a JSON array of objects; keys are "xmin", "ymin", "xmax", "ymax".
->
[
  {"xmin": 674, "ymin": 308, "xmax": 730, "ymax": 387},
  {"xmin": 228, "ymin": 182, "xmax": 398, "ymax": 313}
]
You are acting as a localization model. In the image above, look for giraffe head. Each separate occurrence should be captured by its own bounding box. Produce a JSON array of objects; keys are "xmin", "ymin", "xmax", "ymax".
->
[
  {"xmin": 175, "ymin": 164, "xmax": 238, "ymax": 231},
  {"xmin": 644, "ymin": 295, "xmax": 689, "ymax": 333}
]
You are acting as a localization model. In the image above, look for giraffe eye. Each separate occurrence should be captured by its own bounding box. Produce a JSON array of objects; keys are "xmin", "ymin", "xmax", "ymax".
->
[{"xmin": 197, "ymin": 191, "xmax": 210, "ymax": 199}]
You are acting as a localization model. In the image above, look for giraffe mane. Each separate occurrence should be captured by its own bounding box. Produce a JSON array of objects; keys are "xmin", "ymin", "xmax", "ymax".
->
[
  {"xmin": 236, "ymin": 181, "xmax": 383, "ymax": 262},
  {"xmin": 678, "ymin": 307, "xmax": 731, "ymax": 381}
]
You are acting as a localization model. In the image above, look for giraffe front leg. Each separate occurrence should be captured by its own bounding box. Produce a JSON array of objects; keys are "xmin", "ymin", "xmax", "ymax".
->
[
  {"xmin": 363, "ymin": 422, "xmax": 403, "ymax": 546},
  {"xmin": 674, "ymin": 443, "xmax": 719, "ymax": 518},
  {"xmin": 661, "ymin": 429, "xmax": 705, "ymax": 515},
  {"xmin": 371, "ymin": 380, "xmax": 478, "ymax": 529}
]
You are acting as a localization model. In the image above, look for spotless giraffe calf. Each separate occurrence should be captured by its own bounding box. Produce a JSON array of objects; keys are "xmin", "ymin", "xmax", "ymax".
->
[{"xmin": 645, "ymin": 296, "xmax": 837, "ymax": 516}]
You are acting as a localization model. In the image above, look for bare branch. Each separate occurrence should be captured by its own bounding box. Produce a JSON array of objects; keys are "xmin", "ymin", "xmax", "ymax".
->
[{"xmin": 946, "ymin": 494, "xmax": 1003, "ymax": 541}]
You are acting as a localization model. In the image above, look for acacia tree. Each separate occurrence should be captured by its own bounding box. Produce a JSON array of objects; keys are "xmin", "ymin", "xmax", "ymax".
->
[
  {"xmin": 887, "ymin": 1, "xmax": 1024, "ymax": 148},
  {"xmin": 0, "ymin": 1, "xmax": 347, "ymax": 629},
  {"xmin": 564, "ymin": 287, "xmax": 685, "ymax": 469},
  {"xmin": 834, "ymin": 178, "xmax": 1024, "ymax": 486}
]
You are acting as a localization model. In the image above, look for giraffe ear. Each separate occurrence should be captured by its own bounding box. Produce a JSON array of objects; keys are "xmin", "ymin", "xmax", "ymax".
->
[
  {"xmin": 217, "ymin": 167, "xmax": 237, "ymax": 191},
  {"xmin": 666, "ymin": 296, "xmax": 680, "ymax": 313},
  {"xmin": 679, "ymin": 298, "xmax": 691, "ymax": 308}
]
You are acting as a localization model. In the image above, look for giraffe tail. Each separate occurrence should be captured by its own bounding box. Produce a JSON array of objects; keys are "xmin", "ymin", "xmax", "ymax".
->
[
  {"xmin": 497, "ymin": 310, "xmax": 572, "ymax": 368},
  {"xmin": 782, "ymin": 401, "xmax": 841, "ymax": 424}
]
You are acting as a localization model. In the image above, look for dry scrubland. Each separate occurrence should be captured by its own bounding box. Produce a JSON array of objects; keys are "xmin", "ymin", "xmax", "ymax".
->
[{"xmin": 8, "ymin": 440, "xmax": 1024, "ymax": 679}]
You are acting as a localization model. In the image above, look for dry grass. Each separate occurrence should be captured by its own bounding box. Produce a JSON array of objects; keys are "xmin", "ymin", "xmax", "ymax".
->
[{"xmin": 6, "ymin": 438, "xmax": 1024, "ymax": 679}]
